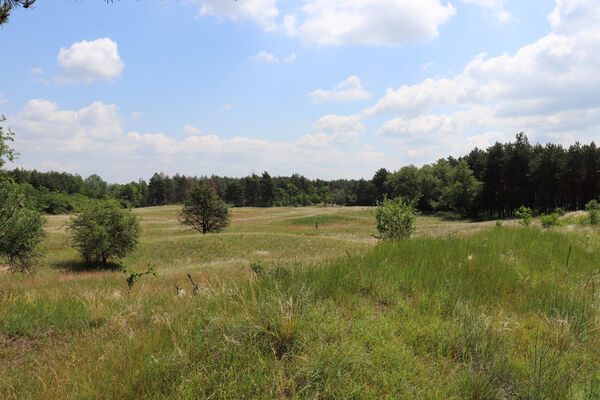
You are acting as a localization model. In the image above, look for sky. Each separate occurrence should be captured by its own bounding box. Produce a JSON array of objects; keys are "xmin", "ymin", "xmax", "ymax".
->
[{"xmin": 0, "ymin": 0, "xmax": 599, "ymax": 183}]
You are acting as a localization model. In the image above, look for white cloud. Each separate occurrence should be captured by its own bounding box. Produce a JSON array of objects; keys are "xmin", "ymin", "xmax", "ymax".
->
[
  {"xmin": 7, "ymin": 100, "xmax": 385, "ymax": 181},
  {"xmin": 10, "ymin": 99, "xmax": 122, "ymax": 152},
  {"xmin": 548, "ymin": 0, "xmax": 600, "ymax": 33},
  {"xmin": 223, "ymin": 104, "xmax": 239, "ymax": 111},
  {"xmin": 284, "ymin": 0, "xmax": 456, "ymax": 46},
  {"xmin": 364, "ymin": 0, "xmax": 600, "ymax": 147},
  {"xmin": 183, "ymin": 124, "xmax": 203, "ymax": 135},
  {"xmin": 184, "ymin": 0, "xmax": 279, "ymax": 31},
  {"xmin": 56, "ymin": 38, "xmax": 124, "ymax": 84},
  {"xmin": 459, "ymin": 0, "xmax": 511, "ymax": 22},
  {"xmin": 308, "ymin": 76, "xmax": 372, "ymax": 103},
  {"xmin": 313, "ymin": 114, "xmax": 364, "ymax": 134},
  {"xmin": 250, "ymin": 51, "xmax": 296, "ymax": 63}
]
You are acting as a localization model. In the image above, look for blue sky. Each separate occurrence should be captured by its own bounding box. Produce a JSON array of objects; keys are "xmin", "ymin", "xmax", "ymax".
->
[{"xmin": 1, "ymin": 0, "xmax": 598, "ymax": 183}]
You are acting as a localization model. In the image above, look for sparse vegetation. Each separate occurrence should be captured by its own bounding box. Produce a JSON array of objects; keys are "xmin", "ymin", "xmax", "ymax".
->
[
  {"xmin": 516, "ymin": 205, "xmax": 533, "ymax": 226},
  {"xmin": 586, "ymin": 200, "xmax": 600, "ymax": 225},
  {"xmin": 1, "ymin": 207, "xmax": 599, "ymax": 398},
  {"xmin": 541, "ymin": 212, "xmax": 560, "ymax": 228}
]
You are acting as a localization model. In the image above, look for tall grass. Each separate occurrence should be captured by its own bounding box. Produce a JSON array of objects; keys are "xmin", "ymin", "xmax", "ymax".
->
[{"xmin": 1, "ymin": 208, "xmax": 599, "ymax": 398}]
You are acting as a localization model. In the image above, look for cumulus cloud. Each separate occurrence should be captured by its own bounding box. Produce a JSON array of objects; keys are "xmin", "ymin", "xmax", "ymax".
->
[
  {"xmin": 56, "ymin": 38, "xmax": 124, "ymax": 84},
  {"xmin": 284, "ymin": 0, "xmax": 456, "ymax": 46},
  {"xmin": 250, "ymin": 51, "xmax": 296, "ymax": 63},
  {"xmin": 7, "ymin": 100, "xmax": 385, "ymax": 181},
  {"xmin": 360, "ymin": 0, "xmax": 600, "ymax": 156},
  {"xmin": 308, "ymin": 76, "xmax": 372, "ymax": 103},
  {"xmin": 184, "ymin": 0, "xmax": 279, "ymax": 31},
  {"xmin": 10, "ymin": 99, "xmax": 122, "ymax": 152}
]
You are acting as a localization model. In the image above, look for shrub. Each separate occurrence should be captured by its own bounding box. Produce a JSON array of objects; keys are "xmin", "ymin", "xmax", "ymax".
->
[
  {"xmin": 554, "ymin": 207, "xmax": 566, "ymax": 217},
  {"xmin": 0, "ymin": 180, "xmax": 45, "ymax": 273},
  {"xmin": 586, "ymin": 200, "xmax": 600, "ymax": 225},
  {"xmin": 496, "ymin": 220, "xmax": 503, "ymax": 228},
  {"xmin": 375, "ymin": 197, "xmax": 419, "ymax": 241},
  {"xmin": 68, "ymin": 200, "xmax": 141, "ymax": 265},
  {"xmin": 541, "ymin": 213, "xmax": 559, "ymax": 228},
  {"xmin": 516, "ymin": 206, "xmax": 533, "ymax": 226},
  {"xmin": 179, "ymin": 183, "xmax": 230, "ymax": 234}
]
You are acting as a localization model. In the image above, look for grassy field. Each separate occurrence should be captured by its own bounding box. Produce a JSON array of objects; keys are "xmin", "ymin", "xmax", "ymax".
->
[{"xmin": 1, "ymin": 206, "xmax": 599, "ymax": 399}]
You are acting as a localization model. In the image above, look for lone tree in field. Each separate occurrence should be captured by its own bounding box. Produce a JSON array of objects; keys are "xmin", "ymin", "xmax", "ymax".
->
[
  {"xmin": 69, "ymin": 200, "xmax": 141, "ymax": 265},
  {"xmin": 179, "ymin": 183, "xmax": 230, "ymax": 234},
  {"xmin": 375, "ymin": 196, "xmax": 419, "ymax": 241}
]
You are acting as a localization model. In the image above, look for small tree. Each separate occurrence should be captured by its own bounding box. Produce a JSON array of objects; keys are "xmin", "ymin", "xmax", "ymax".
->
[
  {"xmin": 586, "ymin": 200, "xmax": 600, "ymax": 225},
  {"xmin": 179, "ymin": 183, "xmax": 230, "ymax": 234},
  {"xmin": 375, "ymin": 197, "xmax": 419, "ymax": 241},
  {"xmin": 0, "ymin": 180, "xmax": 45, "ymax": 273},
  {"xmin": 0, "ymin": 116, "xmax": 45, "ymax": 273},
  {"xmin": 516, "ymin": 206, "xmax": 533, "ymax": 226},
  {"xmin": 69, "ymin": 201, "xmax": 141, "ymax": 265}
]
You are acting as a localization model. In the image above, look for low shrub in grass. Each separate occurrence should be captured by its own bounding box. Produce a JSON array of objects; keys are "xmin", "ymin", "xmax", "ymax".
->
[
  {"xmin": 375, "ymin": 197, "xmax": 419, "ymax": 241},
  {"xmin": 586, "ymin": 200, "xmax": 600, "ymax": 225},
  {"xmin": 541, "ymin": 213, "xmax": 560, "ymax": 228},
  {"xmin": 516, "ymin": 205, "xmax": 533, "ymax": 226}
]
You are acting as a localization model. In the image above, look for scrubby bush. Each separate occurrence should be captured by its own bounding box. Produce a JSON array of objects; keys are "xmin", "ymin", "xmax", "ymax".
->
[
  {"xmin": 554, "ymin": 207, "xmax": 565, "ymax": 217},
  {"xmin": 496, "ymin": 220, "xmax": 503, "ymax": 228},
  {"xmin": 586, "ymin": 200, "xmax": 600, "ymax": 225},
  {"xmin": 179, "ymin": 183, "xmax": 230, "ymax": 234},
  {"xmin": 516, "ymin": 206, "xmax": 533, "ymax": 226},
  {"xmin": 68, "ymin": 200, "xmax": 141, "ymax": 265},
  {"xmin": 541, "ymin": 213, "xmax": 559, "ymax": 228},
  {"xmin": 375, "ymin": 197, "xmax": 419, "ymax": 241},
  {"xmin": 0, "ymin": 180, "xmax": 45, "ymax": 273}
]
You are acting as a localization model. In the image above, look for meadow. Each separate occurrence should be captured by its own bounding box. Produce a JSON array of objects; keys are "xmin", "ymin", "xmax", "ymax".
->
[{"xmin": 1, "ymin": 206, "xmax": 599, "ymax": 399}]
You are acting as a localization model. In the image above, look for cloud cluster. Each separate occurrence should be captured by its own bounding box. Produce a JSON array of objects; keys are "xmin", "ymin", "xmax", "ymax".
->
[
  {"xmin": 8, "ymin": 100, "xmax": 384, "ymax": 181},
  {"xmin": 308, "ymin": 76, "xmax": 371, "ymax": 103},
  {"xmin": 337, "ymin": 0, "xmax": 600, "ymax": 161},
  {"xmin": 56, "ymin": 38, "xmax": 124, "ymax": 84}
]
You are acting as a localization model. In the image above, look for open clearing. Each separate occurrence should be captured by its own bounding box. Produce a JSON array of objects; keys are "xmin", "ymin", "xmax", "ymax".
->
[{"xmin": 1, "ymin": 206, "xmax": 599, "ymax": 399}]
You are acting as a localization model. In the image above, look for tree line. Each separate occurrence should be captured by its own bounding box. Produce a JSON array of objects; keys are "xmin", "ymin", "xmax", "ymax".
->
[{"xmin": 4, "ymin": 132, "xmax": 600, "ymax": 218}]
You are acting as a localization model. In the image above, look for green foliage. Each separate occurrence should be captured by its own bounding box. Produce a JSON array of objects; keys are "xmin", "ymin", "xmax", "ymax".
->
[
  {"xmin": 375, "ymin": 197, "xmax": 419, "ymax": 241},
  {"xmin": 68, "ymin": 200, "xmax": 141, "ymax": 265},
  {"xmin": 179, "ymin": 183, "xmax": 230, "ymax": 234},
  {"xmin": 0, "ymin": 180, "xmax": 45, "ymax": 273},
  {"xmin": 554, "ymin": 207, "xmax": 565, "ymax": 216},
  {"xmin": 496, "ymin": 219, "xmax": 503, "ymax": 228},
  {"xmin": 541, "ymin": 213, "xmax": 560, "ymax": 228},
  {"xmin": 0, "ymin": 115, "xmax": 17, "ymax": 168},
  {"xmin": 123, "ymin": 265, "xmax": 156, "ymax": 291},
  {"xmin": 586, "ymin": 200, "xmax": 600, "ymax": 225},
  {"xmin": 516, "ymin": 205, "xmax": 533, "ymax": 226}
]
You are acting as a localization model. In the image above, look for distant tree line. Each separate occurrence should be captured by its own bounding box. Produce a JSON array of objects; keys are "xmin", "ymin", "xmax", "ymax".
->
[{"xmin": 4, "ymin": 133, "xmax": 600, "ymax": 218}]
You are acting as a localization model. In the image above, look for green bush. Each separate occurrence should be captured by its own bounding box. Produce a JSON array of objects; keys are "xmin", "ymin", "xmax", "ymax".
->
[
  {"xmin": 68, "ymin": 200, "xmax": 141, "ymax": 265},
  {"xmin": 516, "ymin": 206, "xmax": 533, "ymax": 226},
  {"xmin": 586, "ymin": 200, "xmax": 600, "ymax": 225},
  {"xmin": 541, "ymin": 213, "xmax": 559, "ymax": 228},
  {"xmin": 496, "ymin": 220, "xmax": 503, "ymax": 228},
  {"xmin": 0, "ymin": 180, "xmax": 45, "ymax": 273},
  {"xmin": 375, "ymin": 197, "xmax": 419, "ymax": 241}
]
